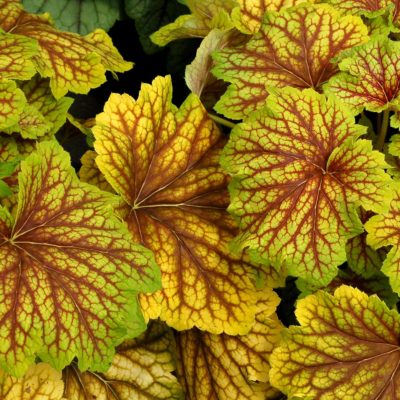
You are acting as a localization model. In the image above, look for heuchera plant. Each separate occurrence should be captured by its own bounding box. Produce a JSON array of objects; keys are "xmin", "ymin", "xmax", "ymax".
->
[{"xmin": 2, "ymin": 0, "xmax": 400, "ymax": 398}]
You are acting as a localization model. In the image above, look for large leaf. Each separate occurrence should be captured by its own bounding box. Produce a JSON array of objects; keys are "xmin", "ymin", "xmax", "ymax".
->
[
  {"xmin": 176, "ymin": 291, "xmax": 283, "ymax": 400},
  {"xmin": 91, "ymin": 75, "xmax": 260, "ymax": 335},
  {"xmin": 0, "ymin": 363, "xmax": 66, "ymax": 399},
  {"xmin": 150, "ymin": 0, "xmax": 236, "ymax": 47},
  {"xmin": 270, "ymin": 285, "xmax": 400, "ymax": 399},
  {"xmin": 22, "ymin": 0, "xmax": 122, "ymax": 35},
  {"xmin": 212, "ymin": 3, "xmax": 368, "ymax": 119},
  {"xmin": 231, "ymin": 0, "xmax": 315, "ymax": 34},
  {"xmin": 221, "ymin": 88, "xmax": 391, "ymax": 286},
  {"xmin": 0, "ymin": 0, "xmax": 132, "ymax": 99},
  {"xmin": 63, "ymin": 322, "xmax": 183, "ymax": 400},
  {"xmin": 366, "ymin": 183, "xmax": 400, "ymax": 295},
  {"xmin": 326, "ymin": 36, "xmax": 400, "ymax": 115},
  {"xmin": 0, "ymin": 140, "xmax": 160, "ymax": 377}
]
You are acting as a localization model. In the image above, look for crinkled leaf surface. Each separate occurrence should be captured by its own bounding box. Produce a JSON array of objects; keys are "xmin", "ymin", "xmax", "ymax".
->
[
  {"xmin": 92, "ymin": 75, "xmax": 259, "ymax": 335},
  {"xmin": 0, "ymin": 140, "xmax": 160, "ymax": 377},
  {"xmin": 366, "ymin": 183, "xmax": 400, "ymax": 295},
  {"xmin": 150, "ymin": 0, "xmax": 236, "ymax": 47},
  {"xmin": 0, "ymin": 31, "xmax": 37, "ymax": 81},
  {"xmin": 22, "ymin": 0, "xmax": 122, "ymax": 35},
  {"xmin": 213, "ymin": 3, "xmax": 368, "ymax": 119},
  {"xmin": 231, "ymin": 0, "xmax": 314, "ymax": 34},
  {"xmin": 221, "ymin": 88, "xmax": 391, "ymax": 286},
  {"xmin": 326, "ymin": 36, "xmax": 400, "ymax": 114},
  {"xmin": 0, "ymin": 363, "xmax": 66, "ymax": 400},
  {"xmin": 270, "ymin": 285, "xmax": 400, "ymax": 399},
  {"xmin": 0, "ymin": 0, "xmax": 132, "ymax": 99},
  {"xmin": 176, "ymin": 290, "xmax": 283, "ymax": 400},
  {"xmin": 63, "ymin": 321, "xmax": 183, "ymax": 400}
]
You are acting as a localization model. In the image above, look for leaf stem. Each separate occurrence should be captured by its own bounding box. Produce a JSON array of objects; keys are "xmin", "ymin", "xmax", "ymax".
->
[
  {"xmin": 376, "ymin": 109, "xmax": 390, "ymax": 151},
  {"xmin": 208, "ymin": 113, "xmax": 236, "ymax": 129}
]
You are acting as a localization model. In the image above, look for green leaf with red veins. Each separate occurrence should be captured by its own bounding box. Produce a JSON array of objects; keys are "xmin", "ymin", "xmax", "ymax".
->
[
  {"xmin": 221, "ymin": 88, "xmax": 392, "ymax": 286},
  {"xmin": 0, "ymin": 140, "xmax": 160, "ymax": 377},
  {"xmin": 326, "ymin": 36, "xmax": 400, "ymax": 115},
  {"xmin": 212, "ymin": 3, "xmax": 368, "ymax": 120}
]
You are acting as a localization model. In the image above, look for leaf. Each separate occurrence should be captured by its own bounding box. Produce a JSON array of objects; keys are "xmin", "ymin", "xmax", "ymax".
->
[
  {"xmin": 270, "ymin": 285, "xmax": 400, "ymax": 399},
  {"xmin": 0, "ymin": 0, "xmax": 132, "ymax": 99},
  {"xmin": 92, "ymin": 75, "xmax": 260, "ymax": 335},
  {"xmin": 221, "ymin": 88, "xmax": 392, "ymax": 286},
  {"xmin": 326, "ymin": 36, "xmax": 400, "ymax": 115},
  {"xmin": 323, "ymin": 0, "xmax": 389, "ymax": 17},
  {"xmin": 125, "ymin": 0, "xmax": 189, "ymax": 54},
  {"xmin": 22, "ymin": 0, "xmax": 122, "ymax": 35},
  {"xmin": 0, "ymin": 363, "xmax": 66, "ymax": 400},
  {"xmin": 185, "ymin": 28, "xmax": 243, "ymax": 109},
  {"xmin": 63, "ymin": 321, "xmax": 183, "ymax": 400},
  {"xmin": 0, "ymin": 31, "xmax": 38, "ymax": 81},
  {"xmin": 346, "ymin": 208, "xmax": 387, "ymax": 278},
  {"xmin": 0, "ymin": 140, "xmax": 160, "ymax": 377},
  {"xmin": 150, "ymin": 0, "xmax": 236, "ymax": 47},
  {"xmin": 212, "ymin": 3, "xmax": 369, "ymax": 120},
  {"xmin": 176, "ymin": 291, "xmax": 283, "ymax": 400},
  {"xmin": 0, "ymin": 80, "xmax": 26, "ymax": 131},
  {"xmin": 231, "ymin": 0, "xmax": 315, "ymax": 34},
  {"xmin": 366, "ymin": 183, "xmax": 400, "ymax": 295}
]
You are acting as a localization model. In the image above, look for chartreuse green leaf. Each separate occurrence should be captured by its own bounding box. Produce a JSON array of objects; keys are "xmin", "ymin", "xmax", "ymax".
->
[
  {"xmin": 0, "ymin": 0, "xmax": 132, "ymax": 99},
  {"xmin": 366, "ymin": 183, "xmax": 400, "ymax": 295},
  {"xmin": 176, "ymin": 290, "xmax": 283, "ymax": 400},
  {"xmin": 91, "ymin": 75, "xmax": 260, "ymax": 335},
  {"xmin": 221, "ymin": 88, "xmax": 392, "ymax": 286},
  {"xmin": 231, "ymin": 0, "xmax": 315, "ymax": 34},
  {"xmin": 150, "ymin": 0, "xmax": 236, "ymax": 47},
  {"xmin": 0, "ymin": 140, "xmax": 160, "ymax": 377},
  {"xmin": 22, "ymin": 0, "xmax": 122, "ymax": 35},
  {"xmin": 0, "ymin": 363, "xmax": 66, "ymax": 400},
  {"xmin": 212, "ymin": 3, "xmax": 368, "ymax": 120},
  {"xmin": 63, "ymin": 322, "xmax": 183, "ymax": 399},
  {"xmin": 326, "ymin": 36, "xmax": 400, "ymax": 116},
  {"xmin": 0, "ymin": 80, "xmax": 26, "ymax": 131},
  {"xmin": 270, "ymin": 286, "xmax": 400, "ymax": 399}
]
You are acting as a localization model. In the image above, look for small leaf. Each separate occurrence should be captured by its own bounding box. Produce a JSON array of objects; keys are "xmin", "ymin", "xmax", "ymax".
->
[
  {"xmin": 366, "ymin": 183, "xmax": 400, "ymax": 295},
  {"xmin": 0, "ymin": 0, "xmax": 132, "ymax": 98},
  {"xmin": 221, "ymin": 88, "xmax": 392, "ymax": 286},
  {"xmin": 176, "ymin": 291, "xmax": 283, "ymax": 400},
  {"xmin": 0, "ymin": 363, "xmax": 66, "ymax": 400},
  {"xmin": 0, "ymin": 80, "xmax": 26, "ymax": 131},
  {"xmin": 0, "ymin": 140, "xmax": 160, "ymax": 376},
  {"xmin": 92, "ymin": 75, "xmax": 260, "ymax": 335},
  {"xmin": 150, "ymin": 0, "xmax": 236, "ymax": 47},
  {"xmin": 231, "ymin": 0, "xmax": 315, "ymax": 34},
  {"xmin": 63, "ymin": 321, "xmax": 183, "ymax": 400},
  {"xmin": 212, "ymin": 3, "xmax": 368, "ymax": 119},
  {"xmin": 270, "ymin": 286, "xmax": 400, "ymax": 399},
  {"xmin": 22, "ymin": 0, "xmax": 122, "ymax": 35},
  {"xmin": 323, "ymin": 0, "xmax": 389, "ymax": 18},
  {"xmin": 326, "ymin": 36, "xmax": 400, "ymax": 115}
]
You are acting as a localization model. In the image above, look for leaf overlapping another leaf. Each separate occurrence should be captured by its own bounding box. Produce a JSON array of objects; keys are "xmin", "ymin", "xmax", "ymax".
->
[
  {"xmin": 90, "ymin": 75, "xmax": 262, "ymax": 335},
  {"xmin": 176, "ymin": 291, "xmax": 283, "ymax": 400},
  {"xmin": 0, "ymin": 0, "xmax": 132, "ymax": 99},
  {"xmin": 270, "ymin": 286, "xmax": 400, "ymax": 399},
  {"xmin": 63, "ymin": 322, "xmax": 183, "ymax": 400},
  {"xmin": 0, "ymin": 140, "xmax": 160, "ymax": 376},
  {"xmin": 212, "ymin": 3, "xmax": 368, "ymax": 119},
  {"xmin": 221, "ymin": 88, "xmax": 392, "ymax": 286}
]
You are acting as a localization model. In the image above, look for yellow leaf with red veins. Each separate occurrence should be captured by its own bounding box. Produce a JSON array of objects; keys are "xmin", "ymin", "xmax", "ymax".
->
[
  {"xmin": 213, "ymin": 3, "xmax": 368, "ymax": 119},
  {"xmin": 63, "ymin": 322, "xmax": 183, "ymax": 400},
  {"xmin": 0, "ymin": 80, "xmax": 26, "ymax": 131},
  {"xmin": 0, "ymin": 0, "xmax": 132, "ymax": 99},
  {"xmin": 150, "ymin": 0, "xmax": 236, "ymax": 47},
  {"xmin": 92, "ymin": 75, "xmax": 261, "ymax": 335},
  {"xmin": 231, "ymin": 0, "xmax": 315, "ymax": 34},
  {"xmin": 176, "ymin": 290, "xmax": 283, "ymax": 400},
  {"xmin": 270, "ymin": 286, "xmax": 400, "ymax": 399},
  {"xmin": 0, "ymin": 363, "xmax": 66, "ymax": 400}
]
